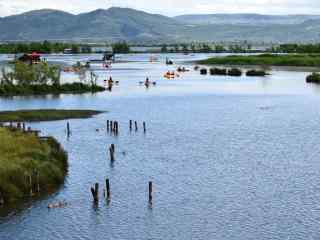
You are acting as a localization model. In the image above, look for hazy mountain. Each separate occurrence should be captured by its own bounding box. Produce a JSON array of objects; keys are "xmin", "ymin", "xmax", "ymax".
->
[
  {"xmin": 0, "ymin": 8, "xmax": 319, "ymax": 43},
  {"xmin": 175, "ymin": 14, "xmax": 320, "ymax": 26},
  {"xmin": 0, "ymin": 7, "xmax": 184, "ymax": 41}
]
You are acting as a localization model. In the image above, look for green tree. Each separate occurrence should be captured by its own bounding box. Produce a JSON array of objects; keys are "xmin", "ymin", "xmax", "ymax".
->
[{"xmin": 112, "ymin": 41, "xmax": 130, "ymax": 54}]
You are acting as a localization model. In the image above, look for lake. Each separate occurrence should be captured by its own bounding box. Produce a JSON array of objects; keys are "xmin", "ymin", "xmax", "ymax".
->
[{"xmin": 1, "ymin": 53, "xmax": 320, "ymax": 240}]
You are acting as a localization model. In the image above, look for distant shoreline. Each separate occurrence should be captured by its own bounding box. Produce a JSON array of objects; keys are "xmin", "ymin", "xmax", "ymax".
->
[{"xmin": 198, "ymin": 54, "xmax": 320, "ymax": 68}]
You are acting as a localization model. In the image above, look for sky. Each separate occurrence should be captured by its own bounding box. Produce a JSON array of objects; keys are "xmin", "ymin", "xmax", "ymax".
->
[{"xmin": 0, "ymin": 0, "xmax": 319, "ymax": 17}]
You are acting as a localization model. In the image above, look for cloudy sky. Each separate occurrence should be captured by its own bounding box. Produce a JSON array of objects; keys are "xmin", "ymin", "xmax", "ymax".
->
[{"xmin": 0, "ymin": 0, "xmax": 319, "ymax": 17}]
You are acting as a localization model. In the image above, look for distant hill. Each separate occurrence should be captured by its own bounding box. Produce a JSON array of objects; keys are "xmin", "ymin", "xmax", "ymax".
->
[
  {"xmin": 174, "ymin": 14, "xmax": 320, "ymax": 26},
  {"xmin": 0, "ymin": 8, "xmax": 320, "ymax": 43},
  {"xmin": 0, "ymin": 7, "xmax": 184, "ymax": 42}
]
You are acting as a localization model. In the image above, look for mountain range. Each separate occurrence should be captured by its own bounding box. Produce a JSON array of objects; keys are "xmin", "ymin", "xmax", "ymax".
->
[{"xmin": 0, "ymin": 7, "xmax": 320, "ymax": 43}]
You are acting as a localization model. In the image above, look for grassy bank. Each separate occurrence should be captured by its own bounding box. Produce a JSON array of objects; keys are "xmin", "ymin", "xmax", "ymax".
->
[
  {"xmin": 0, "ymin": 127, "xmax": 68, "ymax": 203},
  {"xmin": 199, "ymin": 54, "xmax": 320, "ymax": 67},
  {"xmin": 0, "ymin": 109, "xmax": 104, "ymax": 122},
  {"xmin": 0, "ymin": 82, "xmax": 106, "ymax": 96}
]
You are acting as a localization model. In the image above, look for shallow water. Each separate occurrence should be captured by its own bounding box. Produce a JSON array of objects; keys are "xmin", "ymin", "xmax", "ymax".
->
[{"xmin": 1, "ymin": 53, "xmax": 320, "ymax": 240}]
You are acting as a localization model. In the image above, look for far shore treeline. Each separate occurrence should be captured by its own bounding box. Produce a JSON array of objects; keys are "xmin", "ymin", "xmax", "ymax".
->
[{"xmin": 1, "ymin": 41, "xmax": 320, "ymax": 54}]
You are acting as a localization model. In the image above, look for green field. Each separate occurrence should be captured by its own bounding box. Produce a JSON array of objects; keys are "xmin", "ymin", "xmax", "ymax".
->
[
  {"xmin": 199, "ymin": 54, "xmax": 320, "ymax": 67},
  {"xmin": 0, "ymin": 109, "xmax": 103, "ymax": 122},
  {"xmin": 0, "ymin": 127, "xmax": 68, "ymax": 203}
]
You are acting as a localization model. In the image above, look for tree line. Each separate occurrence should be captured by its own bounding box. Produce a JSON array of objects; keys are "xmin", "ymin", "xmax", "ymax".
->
[
  {"xmin": 269, "ymin": 44, "xmax": 320, "ymax": 53},
  {"xmin": 0, "ymin": 41, "xmax": 91, "ymax": 54}
]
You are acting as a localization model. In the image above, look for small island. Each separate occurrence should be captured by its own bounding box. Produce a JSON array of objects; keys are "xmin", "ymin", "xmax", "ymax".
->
[
  {"xmin": 0, "ymin": 109, "xmax": 104, "ymax": 206},
  {"xmin": 0, "ymin": 109, "xmax": 104, "ymax": 122},
  {"xmin": 199, "ymin": 54, "xmax": 320, "ymax": 67},
  {"xmin": 0, "ymin": 126, "xmax": 68, "ymax": 205},
  {"xmin": 0, "ymin": 61, "xmax": 105, "ymax": 96}
]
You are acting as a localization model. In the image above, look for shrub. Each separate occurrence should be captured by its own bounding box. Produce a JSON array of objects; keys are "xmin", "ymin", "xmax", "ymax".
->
[
  {"xmin": 210, "ymin": 68, "xmax": 227, "ymax": 75},
  {"xmin": 246, "ymin": 70, "xmax": 268, "ymax": 77},
  {"xmin": 306, "ymin": 72, "xmax": 320, "ymax": 83},
  {"xmin": 200, "ymin": 68, "xmax": 208, "ymax": 75},
  {"xmin": 228, "ymin": 68, "xmax": 242, "ymax": 76}
]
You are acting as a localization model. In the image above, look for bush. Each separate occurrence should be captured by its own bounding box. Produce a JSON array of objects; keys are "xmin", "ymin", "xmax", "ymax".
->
[
  {"xmin": 228, "ymin": 68, "xmax": 242, "ymax": 76},
  {"xmin": 306, "ymin": 72, "xmax": 320, "ymax": 83},
  {"xmin": 200, "ymin": 68, "xmax": 208, "ymax": 75},
  {"xmin": 210, "ymin": 68, "xmax": 227, "ymax": 75},
  {"xmin": 246, "ymin": 70, "xmax": 268, "ymax": 77}
]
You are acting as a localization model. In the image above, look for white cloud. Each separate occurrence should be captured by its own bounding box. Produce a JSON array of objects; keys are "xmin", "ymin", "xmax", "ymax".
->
[{"xmin": 0, "ymin": 0, "xmax": 319, "ymax": 17}]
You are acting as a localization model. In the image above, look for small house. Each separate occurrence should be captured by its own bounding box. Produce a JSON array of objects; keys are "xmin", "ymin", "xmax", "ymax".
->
[{"xmin": 18, "ymin": 52, "xmax": 41, "ymax": 64}]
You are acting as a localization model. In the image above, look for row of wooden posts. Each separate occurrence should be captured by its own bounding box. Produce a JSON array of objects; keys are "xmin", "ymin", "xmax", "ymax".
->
[
  {"xmin": 130, "ymin": 120, "xmax": 146, "ymax": 133},
  {"xmin": 107, "ymin": 120, "xmax": 119, "ymax": 135},
  {"xmin": 90, "ymin": 179, "xmax": 153, "ymax": 203},
  {"xmin": 1, "ymin": 121, "xmax": 41, "ymax": 136},
  {"xmin": 28, "ymin": 170, "xmax": 41, "ymax": 196},
  {"xmin": 66, "ymin": 120, "xmax": 146, "ymax": 137}
]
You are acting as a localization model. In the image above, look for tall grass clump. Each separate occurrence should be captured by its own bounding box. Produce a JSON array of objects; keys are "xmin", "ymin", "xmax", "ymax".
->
[{"xmin": 0, "ymin": 127, "xmax": 68, "ymax": 203}]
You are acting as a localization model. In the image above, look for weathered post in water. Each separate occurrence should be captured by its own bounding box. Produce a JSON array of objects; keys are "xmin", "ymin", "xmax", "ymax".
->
[
  {"xmin": 110, "ymin": 121, "xmax": 113, "ymax": 133},
  {"xmin": 114, "ymin": 121, "xmax": 119, "ymax": 135},
  {"xmin": 67, "ymin": 122, "xmax": 71, "ymax": 136},
  {"xmin": 107, "ymin": 120, "xmax": 110, "ymax": 132},
  {"xmin": 106, "ymin": 179, "xmax": 110, "ymax": 200},
  {"xmin": 91, "ymin": 183, "xmax": 99, "ymax": 202},
  {"xmin": 149, "ymin": 181, "xmax": 153, "ymax": 203},
  {"xmin": 109, "ymin": 144, "xmax": 115, "ymax": 161},
  {"xmin": 143, "ymin": 122, "xmax": 146, "ymax": 133},
  {"xmin": 135, "ymin": 121, "xmax": 138, "ymax": 131},
  {"xmin": 129, "ymin": 120, "xmax": 133, "ymax": 131}
]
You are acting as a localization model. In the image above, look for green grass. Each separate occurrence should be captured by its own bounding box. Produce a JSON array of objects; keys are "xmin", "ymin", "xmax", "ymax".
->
[
  {"xmin": 0, "ymin": 109, "xmax": 104, "ymax": 122},
  {"xmin": 0, "ymin": 127, "xmax": 68, "ymax": 203},
  {"xmin": 199, "ymin": 54, "xmax": 320, "ymax": 67},
  {"xmin": 0, "ymin": 82, "xmax": 106, "ymax": 96}
]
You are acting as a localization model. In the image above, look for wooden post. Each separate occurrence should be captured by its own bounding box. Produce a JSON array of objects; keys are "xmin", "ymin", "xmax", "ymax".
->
[
  {"xmin": 115, "ymin": 121, "xmax": 119, "ymax": 134},
  {"xmin": 107, "ymin": 120, "xmax": 110, "ymax": 132},
  {"xmin": 135, "ymin": 121, "xmax": 138, "ymax": 131},
  {"xmin": 113, "ymin": 121, "xmax": 117, "ymax": 134},
  {"xmin": 149, "ymin": 181, "xmax": 153, "ymax": 203},
  {"xmin": 67, "ymin": 122, "xmax": 71, "ymax": 136},
  {"xmin": 111, "ymin": 144, "xmax": 115, "ymax": 153},
  {"xmin": 109, "ymin": 144, "xmax": 115, "ymax": 161},
  {"xmin": 0, "ymin": 192, "xmax": 4, "ymax": 206},
  {"xmin": 129, "ymin": 120, "xmax": 132, "ymax": 131},
  {"xmin": 143, "ymin": 122, "xmax": 146, "ymax": 133},
  {"xmin": 36, "ymin": 171, "xmax": 40, "ymax": 193},
  {"xmin": 29, "ymin": 175, "xmax": 33, "ymax": 196},
  {"xmin": 106, "ymin": 179, "xmax": 110, "ymax": 199},
  {"xmin": 110, "ymin": 121, "xmax": 113, "ymax": 133},
  {"xmin": 95, "ymin": 183, "xmax": 99, "ymax": 201},
  {"xmin": 91, "ymin": 183, "xmax": 99, "ymax": 202}
]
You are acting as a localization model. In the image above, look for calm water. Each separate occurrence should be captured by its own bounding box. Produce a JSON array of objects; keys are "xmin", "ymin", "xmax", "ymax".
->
[{"xmin": 1, "ymin": 53, "xmax": 320, "ymax": 239}]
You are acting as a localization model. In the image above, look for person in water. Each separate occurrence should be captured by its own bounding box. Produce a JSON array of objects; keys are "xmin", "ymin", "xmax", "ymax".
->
[
  {"xmin": 145, "ymin": 77, "xmax": 150, "ymax": 88},
  {"xmin": 107, "ymin": 77, "xmax": 113, "ymax": 91}
]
